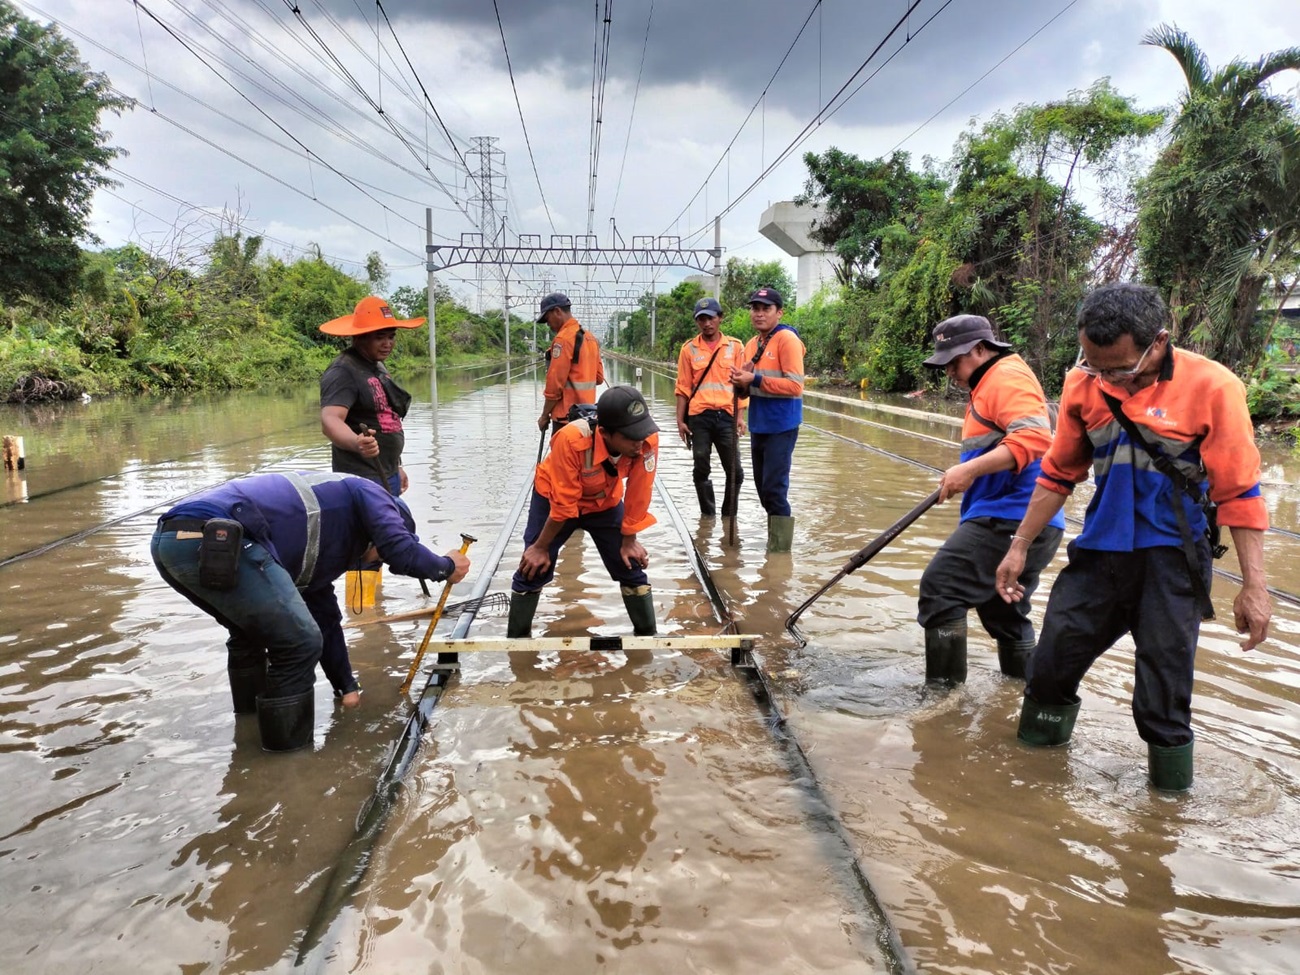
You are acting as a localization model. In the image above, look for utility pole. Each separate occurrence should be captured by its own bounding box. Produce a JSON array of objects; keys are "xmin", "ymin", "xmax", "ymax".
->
[
  {"xmin": 650, "ymin": 280, "xmax": 657, "ymax": 350},
  {"xmin": 425, "ymin": 208, "xmax": 437, "ymax": 366},
  {"xmin": 714, "ymin": 216, "xmax": 722, "ymax": 300}
]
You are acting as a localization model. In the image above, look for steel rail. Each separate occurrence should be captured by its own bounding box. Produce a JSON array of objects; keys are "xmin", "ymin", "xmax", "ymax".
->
[
  {"xmin": 295, "ymin": 465, "xmax": 535, "ymax": 967},
  {"xmin": 653, "ymin": 476, "xmax": 918, "ymax": 975}
]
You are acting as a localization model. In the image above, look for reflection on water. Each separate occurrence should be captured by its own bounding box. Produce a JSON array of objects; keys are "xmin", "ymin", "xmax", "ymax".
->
[{"xmin": 1, "ymin": 359, "xmax": 1298, "ymax": 973}]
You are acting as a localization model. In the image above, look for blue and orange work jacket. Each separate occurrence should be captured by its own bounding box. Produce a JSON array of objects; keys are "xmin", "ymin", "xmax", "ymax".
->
[
  {"xmin": 959, "ymin": 353, "xmax": 1064, "ymax": 529},
  {"xmin": 741, "ymin": 324, "xmax": 804, "ymax": 434},
  {"xmin": 544, "ymin": 317, "xmax": 605, "ymax": 424},
  {"xmin": 675, "ymin": 334, "xmax": 748, "ymax": 416},
  {"xmin": 535, "ymin": 419, "xmax": 659, "ymax": 536},
  {"xmin": 1039, "ymin": 346, "xmax": 1267, "ymax": 551}
]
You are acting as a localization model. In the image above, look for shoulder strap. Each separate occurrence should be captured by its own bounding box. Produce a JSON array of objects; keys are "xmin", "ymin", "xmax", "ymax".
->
[
  {"xmin": 1101, "ymin": 392, "xmax": 1224, "ymax": 619},
  {"xmin": 685, "ymin": 341, "xmax": 725, "ymax": 406}
]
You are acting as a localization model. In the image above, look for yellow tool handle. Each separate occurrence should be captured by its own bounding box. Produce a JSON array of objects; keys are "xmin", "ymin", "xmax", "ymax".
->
[{"xmin": 399, "ymin": 533, "xmax": 475, "ymax": 694}]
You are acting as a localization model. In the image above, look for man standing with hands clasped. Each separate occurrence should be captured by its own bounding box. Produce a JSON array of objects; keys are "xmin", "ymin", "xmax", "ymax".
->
[
  {"xmin": 675, "ymin": 296, "xmax": 747, "ymax": 518},
  {"xmin": 730, "ymin": 287, "xmax": 805, "ymax": 552},
  {"xmin": 995, "ymin": 282, "xmax": 1271, "ymax": 791}
]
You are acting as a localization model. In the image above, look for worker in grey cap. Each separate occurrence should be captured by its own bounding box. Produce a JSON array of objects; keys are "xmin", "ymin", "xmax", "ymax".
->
[
  {"xmin": 917, "ymin": 313, "xmax": 1063, "ymax": 687},
  {"xmin": 536, "ymin": 292, "xmax": 604, "ymax": 435}
]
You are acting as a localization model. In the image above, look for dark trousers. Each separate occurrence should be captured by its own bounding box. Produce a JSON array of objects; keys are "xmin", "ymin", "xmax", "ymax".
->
[
  {"xmin": 1026, "ymin": 541, "xmax": 1211, "ymax": 747},
  {"xmin": 510, "ymin": 492, "xmax": 650, "ymax": 593},
  {"xmin": 689, "ymin": 409, "xmax": 743, "ymax": 516},
  {"xmin": 751, "ymin": 427, "xmax": 799, "ymax": 516},
  {"xmin": 918, "ymin": 517, "xmax": 1063, "ymax": 643}
]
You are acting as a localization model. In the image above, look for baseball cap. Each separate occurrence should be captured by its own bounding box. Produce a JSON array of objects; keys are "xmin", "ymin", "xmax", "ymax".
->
[
  {"xmin": 693, "ymin": 297, "xmax": 722, "ymax": 319},
  {"xmin": 536, "ymin": 292, "xmax": 571, "ymax": 323},
  {"xmin": 922, "ymin": 314, "xmax": 1012, "ymax": 367},
  {"xmin": 596, "ymin": 385, "xmax": 659, "ymax": 441},
  {"xmin": 747, "ymin": 287, "xmax": 783, "ymax": 308},
  {"xmin": 319, "ymin": 295, "xmax": 425, "ymax": 336}
]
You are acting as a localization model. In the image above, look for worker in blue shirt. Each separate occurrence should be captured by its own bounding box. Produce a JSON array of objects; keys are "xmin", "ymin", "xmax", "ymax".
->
[{"xmin": 150, "ymin": 472, "xmax": 469, "ymax": 752}]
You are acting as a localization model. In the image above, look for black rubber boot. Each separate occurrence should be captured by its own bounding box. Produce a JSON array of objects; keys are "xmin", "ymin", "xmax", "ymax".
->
[
  {"xmin": 996, "ymin": 639, "xmax": 1036, "ymax": 680},
  {"xmin": 621, "ymin": 585, "xmax": 657, "ymax": 636},
  {"xmin": 256, "ymin": 690, "xmax": 314, "ymax": 752},
  {"xmin": 227, "ymin": 651, "xmax": 267, "ymax": 715},
  {"xmin": 1148, "ymin": 741, "xmax": 1194, "ymax": 792},
  {"xmin": 507, "ymin": 589, "xmax": 541, "ymax": 639},
  {"xmin": 925, "ymin": 619, "xmax": 968, "ymax": 685},
  {"xmin": 695, "ymin": 482, "xmax": 716, "ymax": 517},
  {"xmin": 1017, "ymin": 694, "xmax": 1081, "ymax": 747}
]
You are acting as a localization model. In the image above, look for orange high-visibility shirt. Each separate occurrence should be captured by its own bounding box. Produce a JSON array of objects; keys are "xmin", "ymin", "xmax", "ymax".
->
[
  {"xmin": 544, "ymin": 318, "xmax": 604, "ymax": 422},
  {"xmin": 535, "ymin": 421, "xmax": 658, "ymax": 535},
  {"xmin": 675, "ymin": 334, "xmax": 748, "ymax": 415}
]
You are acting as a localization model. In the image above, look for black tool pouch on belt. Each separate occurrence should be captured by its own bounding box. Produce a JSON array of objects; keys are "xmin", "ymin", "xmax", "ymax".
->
[
  {"xmin": 199, "ymin": 518, "xmax": 244, "ymax": 590},
  {"xmin": 1103, "ymin": 392, "xmax": 1224, "ymax": 620}
]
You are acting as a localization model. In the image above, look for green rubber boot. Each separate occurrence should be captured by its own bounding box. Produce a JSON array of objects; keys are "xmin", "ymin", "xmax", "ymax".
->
[
  {"xmin": 621, "ymin": 585, "xmax": 657, "ymax": 636},
  {"xmin": 1017, "ymin": 694, "xmax": 1081, "ymax": 747},
  {"xmin": 925, "ymin": 619, "xmax": 968, "ymax": 685},
  {"xmin": 506, "ymin": 589, "xmax": 541, "ymax": 639},
  {"xmin": 1148, "ymin": 741, "xmax": 1194, "ymax": 792},
  {"xmin": 766, "ymin": 515, "xmax": 795, "ymax": 553},
  {"xmin": 256, "ymin": 690, "xmax": 314, "ymax": 752},
  {"xmin": 997, "ymin": 639, "xmax": 1036, "ymax": 680}
]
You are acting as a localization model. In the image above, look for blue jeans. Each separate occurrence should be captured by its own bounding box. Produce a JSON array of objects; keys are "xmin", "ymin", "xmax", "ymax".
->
[
  {"xmin": 750, "ymin": 427, "xmax": 799, "ymax": 516},
  {"xmin": 510, "ymin": 492, "xmax": 649, "ymax": 593},
  {"xmin": 151, "ymin": 529, "xmax": 323, "ymax": 698}
]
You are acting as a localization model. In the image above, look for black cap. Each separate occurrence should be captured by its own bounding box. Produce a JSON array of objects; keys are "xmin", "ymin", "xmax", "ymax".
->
[
  {"xmin": 693, "ymin": 297, "xmax": 722, "ymax": 319},
  {"xmin": 596, "ymin": 385, "xmax": 659, "ymax": 441},
  {"xmin": 747, "ymin": 286, "xmax": 783, "ymax": 308},
  {"xmin": 537, "ymin": 292, "xmax": 570, "ymax": 323},
  {"xmin": 922, "ymin": 314, "xmax": 1012, "ymax": 367}
]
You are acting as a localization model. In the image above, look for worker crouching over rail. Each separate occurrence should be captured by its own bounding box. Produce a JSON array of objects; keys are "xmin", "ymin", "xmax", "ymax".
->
[
  {"xmin": 509, "ymin": 385, "xmax": 661, "ymax": 638},
  {"xmin": 150, "ymin": 472, "xmax": 470, "ymax": 752}
]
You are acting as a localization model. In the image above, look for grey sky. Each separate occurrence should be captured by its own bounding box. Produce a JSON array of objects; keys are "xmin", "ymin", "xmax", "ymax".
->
[{"xmin": 13, "ymin": 0, "xmax": 1300, "ymax": 319}]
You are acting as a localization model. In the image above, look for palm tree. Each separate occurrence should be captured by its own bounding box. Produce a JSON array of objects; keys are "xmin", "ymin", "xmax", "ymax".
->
[{"xmin": 1137, "ymin": 24, "xmax": 1300, "ymax": 371}]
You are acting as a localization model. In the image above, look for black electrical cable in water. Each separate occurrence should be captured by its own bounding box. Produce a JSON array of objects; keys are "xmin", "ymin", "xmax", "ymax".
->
[{"xmin": 653, "ymin": 476, "xmax": 918, "ymax": 975}]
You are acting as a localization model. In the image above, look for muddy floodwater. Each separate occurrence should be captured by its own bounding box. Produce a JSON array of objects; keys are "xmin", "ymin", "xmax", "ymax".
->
[{"xmin": 2, "ymin": 359, "xmax": 1299, "ymax": 974}]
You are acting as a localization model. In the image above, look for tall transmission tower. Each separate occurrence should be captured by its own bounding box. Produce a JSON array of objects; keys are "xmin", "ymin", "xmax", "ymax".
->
[{"xmin": 466, "ymin": 136, "xmax": 507, "ymax": 313}]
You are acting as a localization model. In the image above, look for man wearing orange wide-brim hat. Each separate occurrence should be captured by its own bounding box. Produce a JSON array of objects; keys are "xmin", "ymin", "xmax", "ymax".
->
[{"xmin": 319, "ymin": 296, "xmax": 425, "ymax": 496}]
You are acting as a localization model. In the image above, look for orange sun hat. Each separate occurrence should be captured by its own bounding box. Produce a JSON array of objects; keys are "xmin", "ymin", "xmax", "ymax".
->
[{"xmin": 318, "ymin": 295, "xmax": 426, "ymax": 336}]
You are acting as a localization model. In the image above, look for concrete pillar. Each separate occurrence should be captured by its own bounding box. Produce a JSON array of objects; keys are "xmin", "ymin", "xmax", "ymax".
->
[{"xmin": 758, "ymin": 201, "xmax": 838, "ymax": 306}]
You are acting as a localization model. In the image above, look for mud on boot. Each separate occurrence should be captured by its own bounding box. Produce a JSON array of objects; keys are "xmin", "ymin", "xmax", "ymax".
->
[{"xmin": 621, "ymin": 585, "xmax": 657, "ymax": 636}]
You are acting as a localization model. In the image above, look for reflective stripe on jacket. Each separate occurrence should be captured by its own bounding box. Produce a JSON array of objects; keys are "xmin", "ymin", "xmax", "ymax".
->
[
  {"xmin": 1039, "ymin": 346, "xmax": 1267, "ymax": 551},
  {"xmin": 535, "ymin": 420, "xmax": 659, "ymax": 534},
  {"xmin": 544, "ymin": 318, "xmax": 605, "ymax": 422},
  {"xmin": 742, "ymin": 324, "xmax": 805, "ymax": 434},
  {"xmin": 960, "ymin": 353, "xmax": 1063, "ymax": 528},
  {"xmin": 675, "ymin": 334, "xmax": 748, "ymax": 415}
]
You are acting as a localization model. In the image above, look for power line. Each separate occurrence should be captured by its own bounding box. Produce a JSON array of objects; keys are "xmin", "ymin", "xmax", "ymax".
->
[
  {"xmin": 492, "ymin": 0, "xmax": 556, "ymax": 234},
  {"xmin": 659, "ymin": 0, "xmax": 823, "ymax": 236},
  {"xmin": 587, "ymin": 0, "xmax": 613, "ymax": 235},
  {"xmin": 610, "ymin": 0, "xmax": 654, "ymax": 220}
]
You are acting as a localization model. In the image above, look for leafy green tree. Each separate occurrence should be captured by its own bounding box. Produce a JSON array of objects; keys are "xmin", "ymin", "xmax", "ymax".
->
[
  {"xmin": 798, "ymin": 148, "xmax": 944, "ymax": 289},
  {"xmin": 261, "ymin": 254, "xmax": 367, "ymax": 347},
  {"xmin": 720, "ymin": 257, "xmax": 796, "ymax": 312},
  {"xmin": 0, "ymin": 2, "xmax": 131, "ymax": 303},
  {"xmin": 1138, "ymin": 24, "xmax": 1300, "ymax": 370}
]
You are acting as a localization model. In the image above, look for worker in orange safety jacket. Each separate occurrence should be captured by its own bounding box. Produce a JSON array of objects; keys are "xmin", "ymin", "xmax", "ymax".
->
[
  {"xmin": 995, "ymin": 282, "xmax": 1271, "ymax": 791},
  {"xmin": 509, "ymin": 385, "xmax": 661, "ymax": 638},
  {"xmin": 536, "ymin": 291, "xmax": 605, "ymax": 435},
  {"xmin": 675, "ymin": 296, "xmax": 747, "ymax": 518}
]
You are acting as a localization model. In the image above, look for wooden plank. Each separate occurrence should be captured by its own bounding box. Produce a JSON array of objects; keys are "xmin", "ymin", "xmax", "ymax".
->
[{"xmin": 418, "ymin": 634, "xmax": 757, "ymax": 654}]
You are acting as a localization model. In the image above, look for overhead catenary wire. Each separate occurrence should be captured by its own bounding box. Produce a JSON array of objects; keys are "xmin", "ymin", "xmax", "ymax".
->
[
  {"xmin": 608, "ymin": 0, "xmax": 654, "ymax": 221},
  {"xmin": 492, "ymin": 0, "xmax": 556, "ymax": 235}
]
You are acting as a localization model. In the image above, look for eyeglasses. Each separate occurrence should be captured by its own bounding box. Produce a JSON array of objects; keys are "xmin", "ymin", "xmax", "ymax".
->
[{"xmin": 1075, "ymin": 331, "xmax": 1165, "ymax": 382}]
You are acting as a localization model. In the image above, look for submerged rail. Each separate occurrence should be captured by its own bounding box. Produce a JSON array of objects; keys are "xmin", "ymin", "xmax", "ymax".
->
[
  {"xmin": 295, "ymin": 465, "xmax": 536, "ymax": 967},
  {"xmin": 653, "ymin": 476, "xmax": 918, "ymax": 975}
]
